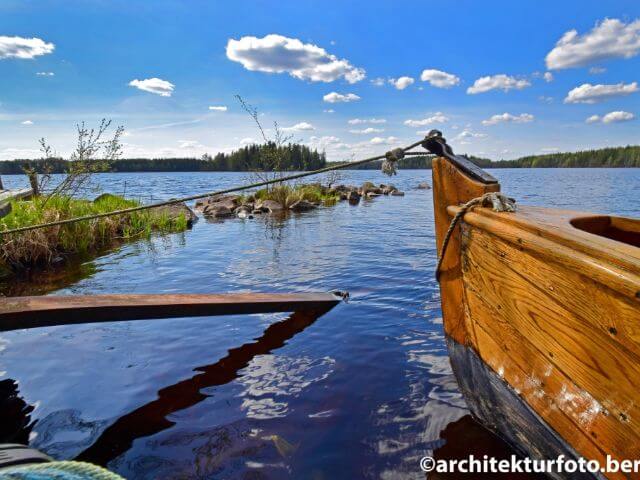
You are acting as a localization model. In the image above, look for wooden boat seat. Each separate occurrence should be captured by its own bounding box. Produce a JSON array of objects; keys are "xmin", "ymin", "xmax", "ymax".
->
[{"xmin": 571, "ymin": 215, "xmax": 640, "ymax": 248}]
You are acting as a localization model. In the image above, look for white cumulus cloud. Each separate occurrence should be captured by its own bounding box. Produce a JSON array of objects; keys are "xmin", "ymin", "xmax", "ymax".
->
[
  {"xmin": 481, "ymin": 113, "xmax": 534, "ymax": 126},
  {"xmin": 543, "ymin": 72, "xmax": 554, "ymax": 82},
  {"xmin": 323, "ymin": 92, "xmax": 360, "ymax": 103},
  {"xmin": 420, "ymin": 69, "xmax": 460, "ymax": 88},
  {"xmin": 456, "ymin": 129, "xmax": 487, "ymax": 139},
  {"xmin": 179, "ymin": 140, "xmax": 205, "ymax": 149},
  {"xmin": 349, "ymin": 127, "xmax": 384, "ymax": 134},
  {"xmin": 404, "ymin": 112, "xmax": 449, "ymax": 127},
  {"xmin": 564, "ymin": 82, "xmax": 638, "ymax": 104},
  {"xmin": 282, "ymin": 122, "xmax": 315, "ymax": 132},
  {"xmin": 208, "ymin": 105, "xmax": 227, "ymax": 111},
  {"xmin": 589, "ymin": 66, "xmax": 606, "ymax": 74},
  {"xmin": 389, "ymin": 76, "xmax": 415, "ymax": 90},
  {"xmin": 348, "ymin": 118, "xmax": 386, "ymax": 124},
  {"xmin": 586, "ymin": 111, "xmax": 635, "ymax": 124},
  {"xmin": 370, "ymin": 136, "xmax": 399, "ymax": 145},
  {"xmin": 21, "ymin": 120, "xmax": 34, "ymax": 125},
  {"xmin": 226, "ymin": 34, "xmax": 365, "ymax": 83},
  {"xmin": 0, "ymin": 36, "xmax": 54, "ymax": 59},
  {"xmin": 370, "ymin": 77, "xmax": 385, "ymax": 86},
  {"xmin": 240, "ymin": 137, "xmax": 257, "ymax": 145},
  {"xmin": 546, "ymin": 18, "xmax": 640, "ymax": 70},
  {"xmin": 36, "ymin": 71, "xmax": 54, "ymax": 76},
  {"xmin": 129, "ymin": 78, "xmax": 175, "ymax": 97},
  {"xmin": 467, "ymin": 74, "xmax": 530, "ymax": 94}
]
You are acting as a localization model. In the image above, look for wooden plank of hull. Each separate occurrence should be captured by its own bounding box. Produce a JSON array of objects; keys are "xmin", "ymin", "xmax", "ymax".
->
[
  {"xmin": 0, "ymin": 293, "xmax": 341, "ymax": 331},
  {"xmin": 432, "ymin": 157, "xmax": 499, "ymax": 345},
  {"xmin": 431, "ymin": 150, "xmax": 640, "ymax": 479},
  {"xmin": 461, "ymin": 226, "xmax": 640, "ymax": 467},
  {"xmin": 447, "ymin": 337, "xmax": 598, "ymax": 480}
]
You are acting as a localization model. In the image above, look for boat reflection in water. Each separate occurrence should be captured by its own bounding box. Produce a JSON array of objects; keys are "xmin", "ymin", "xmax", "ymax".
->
[{"xmin": 73, "ymin": 307, "xmax": 334, "ymax": 473}]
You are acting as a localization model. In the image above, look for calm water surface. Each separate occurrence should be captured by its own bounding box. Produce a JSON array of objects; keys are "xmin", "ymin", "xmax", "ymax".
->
[{"xmin": 0, "ymin": 169, "xmax": 639, "ymax": 479}]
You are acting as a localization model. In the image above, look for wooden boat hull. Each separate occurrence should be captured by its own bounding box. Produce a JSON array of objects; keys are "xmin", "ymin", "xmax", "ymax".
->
[
  {"xmin": 447, "ymin": 337, "xmax": 596, "ymax": 479},
  {"xmin": 429, "ymin": 134, "xmax": 640, "ymax": 479}
]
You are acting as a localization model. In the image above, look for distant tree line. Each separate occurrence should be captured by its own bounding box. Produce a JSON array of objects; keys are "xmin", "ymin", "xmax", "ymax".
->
[
  {"xmin": 0, "ymin": 142, "xmax": 326, "ymax": 174},
  {"xmin": 1, "ymin": 143, "xmax": 639, "ymax": 174},
  {"xmin": 329, "ymin": 146, "xmax": 640, "ymax": 170},
  {"xmin": 486, "ymin": 145, "xmax": 640, "ymax": 168}
]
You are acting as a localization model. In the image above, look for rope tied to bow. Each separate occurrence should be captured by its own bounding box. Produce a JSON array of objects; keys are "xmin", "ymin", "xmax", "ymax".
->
[
  {"xmin": 435, "ymin": 192, "xmax": 516, "ymax": 281},
  {"xmin": 381, "ymin": 148, "xmax": 405, "ymax": 176}
]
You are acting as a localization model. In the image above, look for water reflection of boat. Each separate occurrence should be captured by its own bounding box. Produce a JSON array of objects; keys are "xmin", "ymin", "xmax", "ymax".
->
[
  {"xmin": 426, "ymin": 130, "xmax": 640, "ymax": 479},
  {"xmin": 76, "ymin": 308, "xmax": 334, "ymax": 465},
  {"xmin": 0, "ymin": 293, "xmax": 340, "ymax": 470}
]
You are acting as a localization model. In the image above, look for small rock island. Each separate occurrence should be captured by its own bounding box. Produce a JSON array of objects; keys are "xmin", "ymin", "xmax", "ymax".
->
[{"xmin": 195, "ymin": 182, "xmax": 407, "ymax": 219}]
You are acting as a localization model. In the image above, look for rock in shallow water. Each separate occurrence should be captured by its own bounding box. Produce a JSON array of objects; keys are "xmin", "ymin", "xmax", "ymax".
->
[
  {"xmin": 255, "ymin": 199, "xmax": 284, "ymax": 213},
  {"xmin": 153, "ymin": 202, "xmax": 198, "ymax": 226},
  {"xmin": 289, "ymin": 200, "xmax": 316, "ymax": 212},
  {"xmin": 203, "ymin": 204, "xmax": 234, "ymax": 218},
  {"xmin": 194, "ymin": 194, "xmax": 240, "ymax": 212},
  {"xmin": 347, "ymin": 190, "xmax": 361, "ymax": 205},
  {"xmin": 417, "ymin": 182, "xmax": 431, "ymax": 190}
]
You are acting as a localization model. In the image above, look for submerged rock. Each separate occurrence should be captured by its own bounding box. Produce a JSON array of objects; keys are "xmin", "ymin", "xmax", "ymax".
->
[
  {"xmin": 417, "ymin": 182, "xmax": 431, "ymax": 190},
  {"xmin": 391, "ymin": 190, "xmax": 405, "ymax": 196},
  {"xmin": 289, "ymin": 199, "xmax": 316, "ymax": 212}
]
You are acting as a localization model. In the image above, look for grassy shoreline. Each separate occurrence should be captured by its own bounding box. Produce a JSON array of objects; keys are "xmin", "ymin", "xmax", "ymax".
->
[{"xmin": 0, "ymin": 194, "xmax": 190, "ymax": 274}]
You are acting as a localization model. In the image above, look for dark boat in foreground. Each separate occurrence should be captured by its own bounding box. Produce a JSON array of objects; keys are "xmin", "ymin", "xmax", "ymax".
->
[{"xmin": 427, "ymin": 131, "xmax": 640, "ymax": 479}]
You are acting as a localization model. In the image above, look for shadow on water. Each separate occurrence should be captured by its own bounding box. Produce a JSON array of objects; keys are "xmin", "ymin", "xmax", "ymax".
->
[
  {"xmin": 75, "ymin": 307, "xmax": 332, "ymax": 466},
  {"xmin": 430, "ymin": 415, "xmax": 545, "ymax": 479},
  {"xmin": 0, "ymin": 378, "xmax": 36, "ymax": 445}
]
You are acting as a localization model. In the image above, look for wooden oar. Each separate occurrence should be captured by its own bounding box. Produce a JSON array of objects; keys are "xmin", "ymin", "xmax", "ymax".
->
[{"xmin": 0, "ymin": 292, "xmax": 342, "ymax": 331}]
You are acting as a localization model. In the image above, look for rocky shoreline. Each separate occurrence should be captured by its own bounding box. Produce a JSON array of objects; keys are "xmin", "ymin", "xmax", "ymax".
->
[{"xmin": 194, "ymin": 182, "xmax": 409, "ymax": 219}]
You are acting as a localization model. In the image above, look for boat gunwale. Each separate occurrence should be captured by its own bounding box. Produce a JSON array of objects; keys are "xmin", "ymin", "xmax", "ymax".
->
[{"xmin": 446, "ymin": 204, "xmax": 640, "ymax": 302}]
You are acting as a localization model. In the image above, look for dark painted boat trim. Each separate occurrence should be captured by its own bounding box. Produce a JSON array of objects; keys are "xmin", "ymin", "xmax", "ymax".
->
[{"xmin": 446, "ymin": 337, "xmax": 603, "ymax": 480}]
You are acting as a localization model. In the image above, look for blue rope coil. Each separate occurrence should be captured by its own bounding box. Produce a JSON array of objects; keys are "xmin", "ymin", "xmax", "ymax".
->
[{"xmin": 0, "ymin": 461, "xmax": 124, "ymax": 480}]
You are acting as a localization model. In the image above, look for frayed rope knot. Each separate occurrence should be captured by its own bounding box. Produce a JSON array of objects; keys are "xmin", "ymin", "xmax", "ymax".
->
[
  {"xmin": 381, "ymin": 148, "xmax": 405, "ymax": 176},
  {"xmin": 435, "ymin": 192, "xmax": 516, "ymax": 281}
]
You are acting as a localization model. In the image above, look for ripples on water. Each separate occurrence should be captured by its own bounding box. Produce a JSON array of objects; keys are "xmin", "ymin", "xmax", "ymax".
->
[{"xmin": 0, "ymin": 169, "xmax": 639, "ymax": 479}]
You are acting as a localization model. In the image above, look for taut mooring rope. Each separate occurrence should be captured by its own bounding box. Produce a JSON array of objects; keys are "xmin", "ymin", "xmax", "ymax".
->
[
  {"xmin": 0, "ymin": 142, "xmax": 429, "ymax": 237},
  {"xmin": 435, "ymin": 192, "xmax": 516, "ymax": 281}
]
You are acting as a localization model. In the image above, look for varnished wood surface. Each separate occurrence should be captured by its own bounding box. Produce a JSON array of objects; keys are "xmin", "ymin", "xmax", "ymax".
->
[
  {"xmin": 431, "ymin": 157, "xmax": 499, "ymax": 345},
  {"xmin": 0, "ymin": 189, "xmax": 33, "ymax": 204},
  {"xmin": 0, "ymin": 188, "xmax": 33, "ymax": 219},
  {"xmin": 0, "ymin": 293, "xmax": 341, "ymax": 331},
  {"xmin": 432, "ymin": 154, "xmax": 640, "ymax": 479}
]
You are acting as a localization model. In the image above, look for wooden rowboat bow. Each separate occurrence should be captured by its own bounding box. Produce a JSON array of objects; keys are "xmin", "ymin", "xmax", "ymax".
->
[{"xmin": 426, "ymin": 129, "xmax": 640, "ymax": 479}]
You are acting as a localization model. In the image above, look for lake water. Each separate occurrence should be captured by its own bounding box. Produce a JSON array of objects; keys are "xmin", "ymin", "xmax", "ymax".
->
[{"xmin": 0, "ymin": 168, "xmax": 639, "ymax": 479}]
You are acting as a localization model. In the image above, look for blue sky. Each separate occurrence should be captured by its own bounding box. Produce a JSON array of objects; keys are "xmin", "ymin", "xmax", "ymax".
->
[{"xmin": 0, "ymin": 0, "xmax": 639, "ymax": 161}]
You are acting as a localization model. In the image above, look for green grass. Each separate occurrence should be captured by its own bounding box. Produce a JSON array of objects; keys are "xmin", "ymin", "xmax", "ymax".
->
[
  {"xmin": 0, "ymin": 194, "xmax": 188, "ymax": 272},
  {"xmin": 252, "ymin": 183, "xmax": 340, "ymax": 208}
]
